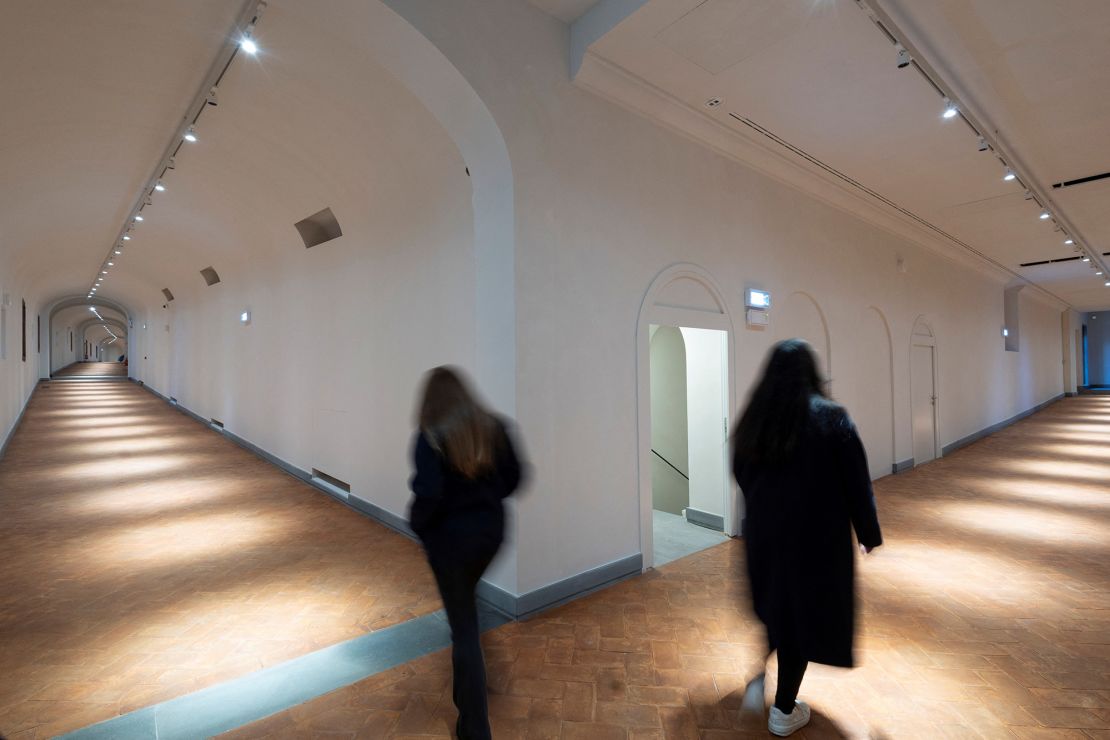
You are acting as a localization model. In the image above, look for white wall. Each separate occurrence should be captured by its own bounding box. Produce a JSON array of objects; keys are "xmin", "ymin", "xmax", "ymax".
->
[
  {"xmin": 0, "ymin": 275, "xmax": 45, "ymax": 455},
  {"xmin": 383, "ymin": 0, "xmax": 1068, "ymax": 595},
  {"xmin": 649, "ymin": 325, "xmax": 688, "ymax": 515},
  {"xmin": 681, "ymin": 327, "xmax": 727, "ymax": 520}
]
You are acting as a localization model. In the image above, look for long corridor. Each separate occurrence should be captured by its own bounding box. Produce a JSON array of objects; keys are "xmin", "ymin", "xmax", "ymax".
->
[
  {"xmin": 0, "ymin": 379, "xmax": 441, "ymax": 738},
  {"xmin": 1, "ymin": 387, "xmax": 1108, "ymax": 738}
]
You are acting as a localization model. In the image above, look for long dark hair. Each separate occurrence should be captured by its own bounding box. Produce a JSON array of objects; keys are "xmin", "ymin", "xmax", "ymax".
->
[
  {"xmin": 417, "ymin": 366, "xmax": 497, "ymax": 478},
  {"xmin": 734, "ymin": 339, "xmax": 828, "ymax": 465}
]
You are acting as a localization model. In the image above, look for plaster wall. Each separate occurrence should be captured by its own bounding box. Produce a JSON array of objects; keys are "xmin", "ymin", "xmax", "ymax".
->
[
  {"xmin": 384, "ymin": 0, "xmax": 1067, "ymax": 594},
  {"xmin": 0, "ymin": 264, "xmax": 45, "ymax": 455}
]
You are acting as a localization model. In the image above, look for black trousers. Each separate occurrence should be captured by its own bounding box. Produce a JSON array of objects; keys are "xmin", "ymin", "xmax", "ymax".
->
[
  {"xmin": 775, "ymin": 643, "xmax": 808, "ymax": 713},
  {"xmin": 429, "ymin": 544, "xmax": 498, "ymax": 740}
]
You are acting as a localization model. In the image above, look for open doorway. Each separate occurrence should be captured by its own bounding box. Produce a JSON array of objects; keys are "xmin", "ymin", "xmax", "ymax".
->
[{"xmin": 649, "ymin": 324, "xmax": 729, "ymax": 566}]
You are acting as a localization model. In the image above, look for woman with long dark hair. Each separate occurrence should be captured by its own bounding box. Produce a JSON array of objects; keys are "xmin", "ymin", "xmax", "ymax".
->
[
  {"xmin": 733, "ymin": 340, "xmax": 882, "ymax": 737},
  {"xmin": 409, "ymin": 366, "xmax": 524, "ymax": 740}
]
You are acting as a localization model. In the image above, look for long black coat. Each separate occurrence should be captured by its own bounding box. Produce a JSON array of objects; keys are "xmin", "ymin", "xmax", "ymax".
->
[
  {"xmin": 733, "ymin": 399, "xmax": 882, "ymax": 668},
  {"xmin": 408, "ymin": 418, "xmax": 523, "ymax": 561}
]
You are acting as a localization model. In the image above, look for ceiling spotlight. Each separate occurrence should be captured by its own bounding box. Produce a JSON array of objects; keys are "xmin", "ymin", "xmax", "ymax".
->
[
  {"xmin": 154, "ymin": 180, "xmax": 166, "ymax": 192},
  {"xmin": 114, "ymin": 249, "xmax": 122, "ymax": 255},
  {"xmin": 1039, "ymin": 210, "xmax": 1050, "ymax": 220},
  {"xmin": 1097, "ymin": 271, "xmax": 1104, "ymax": 276},
  {"xmin": 942, "ymin": 98, "xmax": 958, "ymax": 119},
  {"xmin": 1083, "ymin": 257, "xmax": 1090, "ymax": 262},
  {"xmin": 240, "ymin": 32, "xmax": 258, "ymax": 55},
  {"xmin": 1064, "ymin": 238, "xmax": 1074, "ymax": 245},
  {"xmin": 977, "ymin": 136, "xmax": 988, "ymax": 152},
  {"xmin": 134, "ymin": 215, "xmax": 144, "ymax": 222},
  {"xmin": 122, "ymin": 235, "xmax": 131, "ymax": 240},
  {"xmin": 1105, "ymin": 281, "xmax": 1110, "ymax": 287},
  {"xmin": 108, "ymin": 261, "xmax": 114, "ymax": 266},
  {"xmin": 1003, "ymin": 169, "xmax": 1016, "ymax": 181},
  {"xmin": 183, "ymin": 126, "xmax": 198, "ymax": 143},
  {"xmin": 895, "ymin": 45, "xmax": 911, "ymax": 69}
]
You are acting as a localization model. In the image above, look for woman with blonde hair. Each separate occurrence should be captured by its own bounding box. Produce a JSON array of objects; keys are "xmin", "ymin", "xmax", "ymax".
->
[{"xmin": 409, "ymin": 366, "xmax": 524, "ymax": 740}]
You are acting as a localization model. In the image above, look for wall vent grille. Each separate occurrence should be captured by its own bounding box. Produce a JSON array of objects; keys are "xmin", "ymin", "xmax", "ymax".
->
[
  {"xmin": 210, "ymin": 418, "xmax": 224, "ymax": 429},
  {"xmin": 162, "ymin": 288, "xmax": 175, "ymax": 302},
  {"xmin": 295, "ymin": 207, "xmax": 343, "ymax": 249},
  {"xmin": 200, "ymin": 267, "xmax": 221, "ymax": 286},
  {"xmin": 312, "ymin": 468, "xmax": 351, "ymax": 495}
]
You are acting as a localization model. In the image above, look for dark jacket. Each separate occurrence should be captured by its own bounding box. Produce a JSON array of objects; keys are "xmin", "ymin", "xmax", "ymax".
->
[
  {"xmin": 733, "ymin": 398, "xmax": 882, "ymax": 667},
  {"xmin": 408, "ymin": 418, "xmax": 523, "ymax": 559}
]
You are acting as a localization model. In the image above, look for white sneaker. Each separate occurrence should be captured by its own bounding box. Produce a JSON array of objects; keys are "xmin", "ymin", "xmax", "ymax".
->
[
  {"xmin": 768, "ymin": 700, "xmax": 811, "ymax": 736},
  {"xmin": 740, "ymin": 672, "xmax": 765, "ymax": 714}
]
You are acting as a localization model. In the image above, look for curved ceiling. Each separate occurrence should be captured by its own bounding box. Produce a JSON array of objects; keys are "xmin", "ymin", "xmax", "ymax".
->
[
  {"xmin": 4, "ymin": 0, "xmax": 469, "ymax": 319},
  {"xmin": 577, "ymin": 0, "xmax": 1110, "ymax": 310}
]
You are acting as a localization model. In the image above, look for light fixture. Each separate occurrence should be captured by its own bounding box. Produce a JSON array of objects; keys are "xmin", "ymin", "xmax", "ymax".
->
[
  {"xmin": 1064, "ymin": 238, "xmax": 1074, "ymax": 245},
  {"xmin": 1097, "ymin": 271, "xmax": 1103, "ymax": 276},
  {"xmin": 1002, "ymin": 328, "xmax": 1009, "ymax": 337},
  {"xmin": 240, "ymin": 310, "xmax": 252, "ymax": 325},
  {"xmin": 941, "ymin": 98, "xmax": 958, "ymax": 119},
  {"xmin": 114, "ymin": 249, "xmax": 121, "ymax": 255},
  {"xmin": 1083, "ymin": 257, "xmax": 1090, "ymax": 262},
  {"xmin": 89, "ymin": 307, "xmax": 96, "ymax": 312},
  {"xmin": 183, "ymin": 126, "xmax": 198, "ymax": 143},
  {"xmin": 134, "ymin": 214, "xmax": 144, "ymax": 222},
  {"xmin": 1105, "ymin": 281, "xmax": 1110, "ymax": 287},
  {"xmin": 122, "ymin": 235, "xmax": 131, "ymax": 240},
  {"xmin": 745, "ymin": 288, "xmax": 772, "ymax": 309},
  {"xmin": 101, "ymin": 270, "xmax": 108, "ymax": 274},
  {"xmin": 107, "ymin": 261, "xmax": 114, "ymax": 266},
  {"xmin": 977, "ymin": 136, "xmax": 988, "ymax": 152},
  {"xmin": 895, "ymin": 45, "xmax": 911, "ymax": 69},
  {"xmin": 1003, "ymin": 168, "xmax": 1016, "ymax": 182},
  {"xmin": 1039, "ymin": 210, "xmax": 1050, "ymax": 220},
  {"xmin": 240, "ymin": 36, "xmax": 258, "ymax": 55},
  {"xmin": 154, "ymin": 180, "xmax": 166, "ymax": 192}
]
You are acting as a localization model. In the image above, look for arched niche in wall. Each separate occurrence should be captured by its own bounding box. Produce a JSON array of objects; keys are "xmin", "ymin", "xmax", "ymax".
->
[
  {"xmin": 909, "ymin": 316, "xmax": 940, "ymax": 467},
  {"xmin": 775, "ymin": 291, "xmax": 832, "ymax": 387},
  {"xmin": 636, "ymin": 263, "xmax": 738, "ymax": 570},
  {"xmin": 850, "ymin": 306, "xmax": 895, "ymax": 479},
  {"xmin": 366, "ymin": 2, "xmax": 515, "ymax": 414}
]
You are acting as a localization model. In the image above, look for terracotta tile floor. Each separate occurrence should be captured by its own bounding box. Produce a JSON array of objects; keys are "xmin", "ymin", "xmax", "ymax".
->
[
  {"xmin": 52, "ymin": 361, "xmax": 127, "ymax": 377},
  {"xmin": 222, "ymin": 396, "xmax": 1110, "ymax": 739},
  {"xmin": 0, "ymin": 380, "xmax": 441, "ymax": 738}
]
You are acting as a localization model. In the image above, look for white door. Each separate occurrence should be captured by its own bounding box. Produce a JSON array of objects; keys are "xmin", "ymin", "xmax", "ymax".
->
[{"xmin": 911, "ymin": 344, "xmax": 937, "ymax": 465}]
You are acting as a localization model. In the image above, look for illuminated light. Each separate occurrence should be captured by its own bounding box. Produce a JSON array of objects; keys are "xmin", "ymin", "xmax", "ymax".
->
[
  {"xmin": 114, "ymin": 250, "xmax": 121, "ymax": 255},
  {"xmin": 101, "ymin": 270, "xmax": 107, "ymax": 274},
  {"xmin": 183, "ymin": 126, "xmax": 198, "ymax": 143},
  {"xmin": 240, "ymin": 310, "xmax": 251, "ymax": 325},
  {"xmin": 1002, "ymin": 328, "xmax": 1009, "ymax": 337},
  {"xmin": 941, "ymin": 98, "xmax": 958, "ymax": 119},
  {"xmin": 1064, "ymin": 238, "xmax": 1073, "ymax": 245},
  {"xmin": 1039, "ymin": 210, "xmax": 1050, "ymax": 220},
  {"xmin": 154, "ymin": 181, "xmax": 166, "ymax": 192},
  {"xmin": 1003, "ymin": 169, "xmax": 1016, "ymax": 182},
  {"xmin": 122, "ymin": 235, "xmax": 131, "ymax": 240},
  {"xmin": 134, "ymin": 215, "xmax": 144, "ymax": 222},
  {"xmin": 240, "ymin": 36, "xmax": 258, "ymax": 55},
  {"xmin": 108, "ymin": 262, "xmax": 114, "ymax": 266},
  {"xmin": 745, "ymin": 288, "xmax": 772, "ymax": 309}
]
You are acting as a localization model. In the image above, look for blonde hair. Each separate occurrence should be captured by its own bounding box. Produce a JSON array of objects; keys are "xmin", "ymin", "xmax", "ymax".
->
[{"xmin": 417, "ymin": 366, "xmax": 497, "ymax": 479}]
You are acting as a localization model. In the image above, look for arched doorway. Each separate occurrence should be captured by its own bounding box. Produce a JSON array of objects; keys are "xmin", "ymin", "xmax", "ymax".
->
[
  {"xmin": 852, "ymin": 306, "xmax": 895, "ymax": 478},
  {"xmin": 637, "ymin": 264, "xmax": 737, "ymax": 569}
]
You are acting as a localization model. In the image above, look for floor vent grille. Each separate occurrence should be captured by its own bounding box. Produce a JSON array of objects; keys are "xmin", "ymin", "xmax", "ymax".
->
[{"xmin": 311, "ymin": 468, "xmax": 351, "ymax": 498}]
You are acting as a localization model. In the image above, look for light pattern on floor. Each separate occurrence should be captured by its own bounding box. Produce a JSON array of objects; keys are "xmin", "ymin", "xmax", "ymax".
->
[{"xmin": 221, "ymin": 396, "xmax": 1110, "ymax": 738}]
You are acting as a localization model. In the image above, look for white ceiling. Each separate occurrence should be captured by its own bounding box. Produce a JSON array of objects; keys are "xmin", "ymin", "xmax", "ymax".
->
[{"xmin": 580, "ymin": 0, "xmax": 1110, "ymax": 310}]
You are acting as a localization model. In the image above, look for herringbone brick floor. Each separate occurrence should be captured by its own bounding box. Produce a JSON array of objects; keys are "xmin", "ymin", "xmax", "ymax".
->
[
  {"xmin": 222, "ymin": 396, "xmax": 1110, "ymax": 739},
  {"xmin": 0, "ymin": 380, "xmax": 441, "ymax": 738}
]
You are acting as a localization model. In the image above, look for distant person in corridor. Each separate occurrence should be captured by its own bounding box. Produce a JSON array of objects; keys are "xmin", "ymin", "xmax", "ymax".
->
[
  {"xmin": 732, "ymin": 340, "xmax": 882, "ymax": 737},
  {"xmin": 408, "ymin": 366, "xmax": 524, "ymax": 740}
]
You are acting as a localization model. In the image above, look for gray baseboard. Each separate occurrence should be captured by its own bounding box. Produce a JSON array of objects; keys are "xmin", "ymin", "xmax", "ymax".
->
[
  {"xmin": 1065, "ymin": 391, "xmax": 1079, "ymax": 398},
  {"xmin": 0, "ymin": 380, "xmax": 42, "ymax": 463},
  {"xmin": 494, "ymin": 553, "xmax": 644, "ymax": 620},
  {"xmin": 941, "ymin": 393, "xmax": 1064, "ymax": 457},
  {"xmin": 684, "ymin": 507, "xmax": 724, "ymax": 531},
  {"xmin": 892, "ymin": 458, "xmax": 914, "ymax": 474},
  {"xmin": 130, "ymin": 379, "xmax": 640, "ymax": 621}
]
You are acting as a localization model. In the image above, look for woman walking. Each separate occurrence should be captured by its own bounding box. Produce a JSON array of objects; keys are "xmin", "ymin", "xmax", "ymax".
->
[
  {"xmin": 732, "ymin": 340, "xmax": 882, "ymax": 737},
  {"xmin": 408, "ymin": 366, "xmax": 524, "ymax": 740}
]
